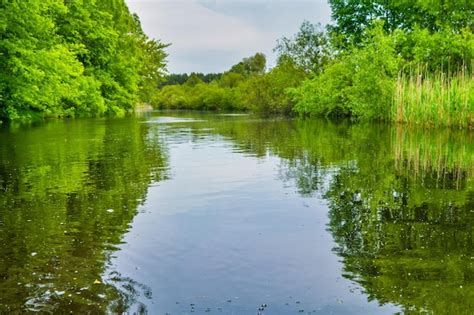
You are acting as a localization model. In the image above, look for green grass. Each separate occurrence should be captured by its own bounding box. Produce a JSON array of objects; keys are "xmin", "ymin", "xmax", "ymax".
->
[{"xmin": 392, "ymin": 67, "xmax": 473, "ymax": 128}]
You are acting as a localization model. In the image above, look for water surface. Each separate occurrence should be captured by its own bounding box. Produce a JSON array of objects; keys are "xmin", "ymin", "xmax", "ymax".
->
[{"xmin": 0, "ymin": 113, "xmax": 473, "ymax": 314}]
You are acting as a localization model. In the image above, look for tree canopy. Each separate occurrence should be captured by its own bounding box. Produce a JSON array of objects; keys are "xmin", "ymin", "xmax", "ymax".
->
[
  {"xmin": 328, "ymin": 0, "xmax": 474, "ymax": 45},
  {"xmin": 274, "ymin": 21, "xmax": 331, "ymax": 74},
  {"xmin": 0, "ymin": 0, "xmax": 168, "ymax": 122}
]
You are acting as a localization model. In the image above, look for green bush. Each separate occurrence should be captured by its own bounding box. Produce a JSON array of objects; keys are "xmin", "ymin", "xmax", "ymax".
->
[{"xmin": 291, "ymin": 23, "xmax": 400, "ymax": 120}]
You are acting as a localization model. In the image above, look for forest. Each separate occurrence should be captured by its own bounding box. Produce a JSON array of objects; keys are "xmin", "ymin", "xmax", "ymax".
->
[
  {"xmin": 0, "ymin": 0, "xmax": 473, "ymax": 128},
  {"xmin": 0, "ymin": 0, "xmax": 167, "ymax": 122},
  {"xmin": 154, "ymin": 1, "xmax": 473, "ymax": 128}
]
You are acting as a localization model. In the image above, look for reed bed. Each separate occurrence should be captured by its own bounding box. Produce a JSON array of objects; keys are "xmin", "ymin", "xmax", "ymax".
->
[{"xmin": 392, "ymin": 67, "xmax": 473, "ymax": 128}]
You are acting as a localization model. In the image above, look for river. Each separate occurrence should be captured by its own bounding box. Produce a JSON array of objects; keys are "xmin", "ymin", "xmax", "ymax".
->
[{"xmin": 0, "ymin": 112, "xmax": 473, "ymax": 314}]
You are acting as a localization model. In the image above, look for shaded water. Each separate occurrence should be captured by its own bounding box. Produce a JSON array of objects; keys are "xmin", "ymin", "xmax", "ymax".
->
[{"xmin": 0, "ymin": 112, "xmax": 473, "ymax": 314}]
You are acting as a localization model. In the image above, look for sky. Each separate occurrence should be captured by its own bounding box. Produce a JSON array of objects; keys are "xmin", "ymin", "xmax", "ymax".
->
[{"xmin": 126, "ymin": 0, "xmax": 332, "ymax": 74}]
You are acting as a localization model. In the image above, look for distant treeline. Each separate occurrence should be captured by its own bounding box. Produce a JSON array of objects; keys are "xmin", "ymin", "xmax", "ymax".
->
[
  {"xmin": 161, "ymin": 73, "xmax": 222, "ymax": 86},
  {"xmin": 0, "ymin": 0, "xmax": 167, "ymax": 122},
  {"xmin": 154, "ymin": 1, "xmax": 473, "ymax": 128}
]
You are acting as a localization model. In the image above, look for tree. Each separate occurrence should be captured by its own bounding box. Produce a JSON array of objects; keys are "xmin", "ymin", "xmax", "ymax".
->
[
  {"xmin": 291, "ymin": 23, "xmax": 400, "ymax": 120},
  {"xmin": 218, "ymin": 72, "xmax": 245, "ymax": 88},
  {"xmin": 243, "ymin": 59, "xmax": 306, "ymax": 115},
  {"xmin": 0, "ymin": 1, "xmax": 98, "ymax": 121},
  {"xmin": 274, "ymin": 21, "xmax": 331, "ymax": 74},
  {"xmin": 185, "ymin": 73, "xmax": 204, "ymax": 87},
  {"xmin": 328, "ymin": 0, "xmax": 474, "ymax": 46},
  {"xmin": 0, "ymin": 0, "xmax": 168, "ymax": 121},
  {"xmin": 229, "ymin": 53, "xmax": 266, "ymax": 77}
]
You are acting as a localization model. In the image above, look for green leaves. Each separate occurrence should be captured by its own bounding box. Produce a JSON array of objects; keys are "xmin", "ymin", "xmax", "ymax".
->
[
  {"xmin": 328, "ymin": 0, "xmax": 474, "ymax": 46},
  {"xmin": 0, "ymin": 0, "xmax": 167, "ymax": 121},
  {"xmin": 228, "ymin": 53, "xmax": 267, "ymax": 77},
  {"xmin": 292, "ymin": 23, "xmax": 399, "ymax": 120},
  {"xmin": 275, "ymin": 21, "xmax": 331, "ymax": 74}
]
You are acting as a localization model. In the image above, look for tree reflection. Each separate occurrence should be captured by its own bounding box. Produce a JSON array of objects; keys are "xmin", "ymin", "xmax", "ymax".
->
[
  {"xmin": 3, "ymin": 112, "xmax": 472, "ymax": 313},
  {"xmin": 326, "ymin": 161, "xmax": 474, "ymax": 313},
  {"xmin": 0, "ymin": 118, "xmax": 168, "ymax": 313},
  {"xmin": 179, "ymin": 115, "xmax": 474, "ymax": 313}
]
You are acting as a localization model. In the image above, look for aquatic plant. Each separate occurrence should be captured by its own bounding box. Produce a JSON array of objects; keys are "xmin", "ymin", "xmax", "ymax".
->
[{"xmin": 393, "ymin": 66, "xmax": 474, "ymax": 128}]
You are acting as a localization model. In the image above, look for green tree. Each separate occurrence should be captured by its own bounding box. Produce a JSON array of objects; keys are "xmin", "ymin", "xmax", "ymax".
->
[
  {"xmin": 242, "ymin": 59, "xmax": 306, "ymax": 115},
  {"xmin": 0, "ymin": 0, "xmax": 167, "ymax": 122},
  {"xmin": 328, "ymin": 0, "xmax": 474, "ymax": 46},
  {"xmin": 291, "ymin": 23, "xmax": 400, "ymax": 120},
  {"xmin": 185, "ymin": 73, "xmax": 204, "ymax": 87},
  {"xmin": 274, "ymin": 21, "xmax": 331, "ymax": 74},
  {"xmin": 229, "ymin": 53, "xmax": 266, "ymax": 77},
  {"xmin": 218, "ymin": 72, "xmax": 245, "ymax": 88},
  {"xmin": 0, "ymin": 1, "xmax": 99, "ymax": 121}
]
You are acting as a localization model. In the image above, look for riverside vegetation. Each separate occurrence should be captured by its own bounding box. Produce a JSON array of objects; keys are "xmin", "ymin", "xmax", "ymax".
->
[
  {"xmin": 0, "ymin": 0, "xmax": 472, "ymax": 127},
  {"xmin": 154, "ymin": 1, "xmax": 473, "ymax": 128},
  {"xmin": 1, "ymin": 1, "xmax": 473, "ymax": 313},
  {"xmin": 0, "ymin": 0, "xmax": 167, "ymax": 122}
]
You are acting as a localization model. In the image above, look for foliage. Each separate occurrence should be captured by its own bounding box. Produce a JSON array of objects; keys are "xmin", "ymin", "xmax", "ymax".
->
[
  {"xmin": 328, "ymin": 0, "xmax": 474, "ymax": 46},
  {"xmin": 289, "ymin": 18, "xmax": 473, "ymax": 126},
  {"xmin": 154, "ymin": 53, "xmax": 264, "ymax": 112},
  {"xmin": 291, "ymin": 23, "xmax": 400, "ymax": 120},
  {"xmin": 242, "ymin": 60, "xmax": 307, "ymax": 115},
  {"xmin": 154, "ymin": 54, "xmax": 306, "ymax": 115},
  {"xmin": 154, "ymin": 82, "xmax": 241, "ymax": 111},
  {"xmin": 155, "ymin": 1, "xmax": 473, "ymax": 128},
  {"xmin": 395, "ymin": 26, "xmax": 474, "ymax": 71},
  {"xmin": 160, "ymin": 72, "xmax": 222, "ymax": 87},
  {"xmin": 0, "ymin": 118, "xmax": 168, "ymax": 313},
  {"xmin": 228, "ymin": 53, "xmax": 266, "ymax": 77},
  {"xmin": 393, "ymin": 68, "xmax": 474, "ymax": 128},
  {"xmin": 274, "ymin": 21, "xmax": 331, "ymax": 74},
  {"xmin": 0, "ymin": 0, "xmax": 167, "ymax": 122}
]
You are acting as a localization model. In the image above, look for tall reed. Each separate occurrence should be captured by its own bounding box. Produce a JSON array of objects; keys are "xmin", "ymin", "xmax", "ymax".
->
[{"xmin": 392, "ymin": 66, "xmax": 473, "ymax": 128}]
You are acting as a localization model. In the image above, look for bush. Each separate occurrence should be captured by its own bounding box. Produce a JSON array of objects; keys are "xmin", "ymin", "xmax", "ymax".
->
[{"xmin": 292, "ymin": 23, "xmax": 400, "ymax": 120}]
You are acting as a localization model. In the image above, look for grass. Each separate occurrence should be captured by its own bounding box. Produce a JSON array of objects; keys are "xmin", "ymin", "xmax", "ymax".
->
[{"xmin": 392, "ymin": 66, "xmax": 473, "ymax": 129}]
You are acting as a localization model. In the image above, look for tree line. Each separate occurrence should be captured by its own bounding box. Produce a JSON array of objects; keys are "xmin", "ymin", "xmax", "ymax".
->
[
  {"xmin": 0, "ymin": 0, "xmax": 167, "ymax": 122},
  {"xmin": 1, "ymin": 0, "xmax": 472, "ymax": 127},
  {"xmin": 155, "ymin": 0, "xmax": 473, "ymax": 128}
]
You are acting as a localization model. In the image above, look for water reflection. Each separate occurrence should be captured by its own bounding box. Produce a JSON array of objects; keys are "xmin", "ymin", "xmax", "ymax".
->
[
  {"xmin": 1, "ymin": 112, "xmax": 473, "ymax": 313},
  {"xmin": 325, "ymin": 128, "xmax": 474, "ymax": 314},
  {"xmin": 0, "ymin": 119, "xmax": 168, "ymax": 313},
  {"xmin": 153, "ymin": 114, "xmax": 473, "ymax": 313}
]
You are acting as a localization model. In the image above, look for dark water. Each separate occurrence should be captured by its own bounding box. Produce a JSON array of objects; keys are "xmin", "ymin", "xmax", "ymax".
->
[{"xmin": 0, "ymin": 112, "xmax": 473, "ymax": 314}]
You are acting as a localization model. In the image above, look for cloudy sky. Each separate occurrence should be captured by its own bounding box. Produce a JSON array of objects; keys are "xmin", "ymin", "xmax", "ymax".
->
[{"xmin": 126, "ymin": 0, "xmax": 332, "ymax": 74}]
